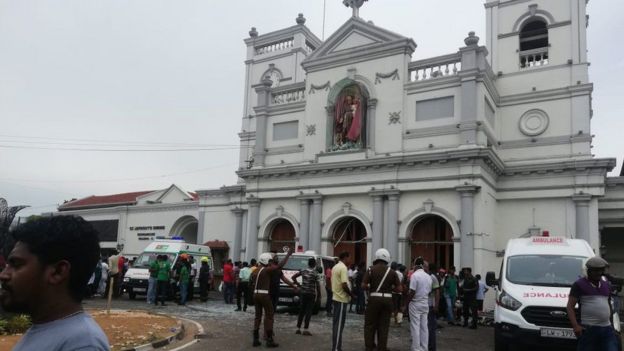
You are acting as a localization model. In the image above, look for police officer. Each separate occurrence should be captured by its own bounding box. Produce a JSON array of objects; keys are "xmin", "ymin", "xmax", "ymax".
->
[
  {"xmin": 250, "ymin": 249, "xmax": 296, "ymax": 348},
  {"xmin": 362, "ymin": 248, "xmax": 402, "ymax": 351}
]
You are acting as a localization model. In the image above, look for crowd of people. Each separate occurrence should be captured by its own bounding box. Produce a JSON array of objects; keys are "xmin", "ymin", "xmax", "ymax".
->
[{"xmin": 1, "ymin": 216, "xmax": 622, "ymax": 351}]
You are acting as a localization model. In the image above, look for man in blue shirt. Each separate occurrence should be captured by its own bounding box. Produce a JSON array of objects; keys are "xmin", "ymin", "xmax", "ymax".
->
[{"xmin": 0, "ymin": 216, "xmax": 109, "ymax": 351}]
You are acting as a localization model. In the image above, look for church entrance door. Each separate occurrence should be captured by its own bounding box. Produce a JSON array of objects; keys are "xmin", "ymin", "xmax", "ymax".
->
[
  {"xmin": 269, "ymin": 219, "xmax": 296, "ymax": 253},
  {"xmin": 332, "ymin": 217, "xmax": 367, "ymax": 265},
  {"xmin": 409, "ymin": 215, "xmax": 454, "ymax": 269}
]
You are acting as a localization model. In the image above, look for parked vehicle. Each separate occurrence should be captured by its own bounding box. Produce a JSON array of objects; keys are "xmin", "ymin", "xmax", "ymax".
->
[
  {"xmin": 487, "ymin": 234, "xmax": 621, "ymax": 351},
  {"xmin": 122, "ymin": 239, "xmax": 212, "ymax": 299},
  {"xmin": 275, "ymin": 251, "xmax": 335, "ymax": 313}
]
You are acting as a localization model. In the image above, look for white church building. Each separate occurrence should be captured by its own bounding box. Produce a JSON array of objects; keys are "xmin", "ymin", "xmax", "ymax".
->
[
  {"xmin": 196, "ymin": 0, "xmax": 624, "ymax": 278},
  {"xmin": 52, "ymin": 0, "xmax": 624, "ymax": 279}
]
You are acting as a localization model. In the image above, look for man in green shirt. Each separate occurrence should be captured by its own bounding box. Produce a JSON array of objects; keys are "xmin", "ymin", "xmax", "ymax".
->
[
  {"xmin": 178, "ymin": 258, "xmax": 190, "ymax": 305},
  {"xmin": 156, "ymin": 255, "xmax": 171, "ymax": 306},
  {"xmin": 443, "ymin": 266, "xmax": 459, "ymax": 325},
  {"xmin": 147, "ymin": 256, "xmax": 159, "ymax": 304}
]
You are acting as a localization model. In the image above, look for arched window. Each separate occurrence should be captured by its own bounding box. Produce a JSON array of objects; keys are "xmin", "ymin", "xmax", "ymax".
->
[{"xmin": 519, "ymin": 20, "xmax": 549, "ymax": 68}]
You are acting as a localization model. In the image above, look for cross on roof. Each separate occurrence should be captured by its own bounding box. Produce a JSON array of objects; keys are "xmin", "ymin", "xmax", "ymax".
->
[{"xmin": 343, "ymin": 0, "xmax": 368, "ymax": 18}]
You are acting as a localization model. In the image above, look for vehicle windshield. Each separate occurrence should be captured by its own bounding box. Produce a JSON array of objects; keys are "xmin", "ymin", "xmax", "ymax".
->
[
  {"xmin": 276, "ymin": 255, "xmax": 316, "ymax": 271},
  {"xmin": 133, "ymin": 252, "xmax": 176, "ymax": 268},
  {"xmin": 506, "ymin": 255, "xmax": 585, "ymax": 287}
]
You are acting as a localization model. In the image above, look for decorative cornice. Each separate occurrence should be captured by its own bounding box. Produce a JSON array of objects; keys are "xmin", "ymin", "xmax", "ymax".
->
[
  {"xmin": 302, "ymin": 40, "xmax": 416, "ymax": 73},
  {"xmin": 502, "ymin": 158, "xmax": 616, "ymax": 177},
  {"xmin": 498, "ymin": 134, "xmax": 592, "ymax": 150},
  {"xmin": 265, "ymin": 145, "xmax": 304, "ymax": 156},
  {"xmin": 572, "ymin": 193, "xmax": 592, "ymax": 203},
  {"xmin": 499, "ymin": 84, "xmax": 593, "ymax": 106},
  {"xmin": 606, "ymin": 177, "xmax": 624, "ymax": 187},
  {"xmin": 197, "ymin": 185, "xmax": 246, "ymax": 197},
  {"xmin": 266, "ymin": 101, "xmax": 306, "ymax": 115},
  {"xmin": 404, "ymin": 124, "xmax": 459, "ymax": 139},
  {"xmin": 238, "ymin": 148, "xmax": 506, "ymax": 180}
]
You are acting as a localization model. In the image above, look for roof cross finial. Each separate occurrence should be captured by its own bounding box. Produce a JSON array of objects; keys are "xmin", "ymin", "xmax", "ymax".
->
[{"xmin": 343, "ymin": 0, "xmax": 368, "ymax": 18}]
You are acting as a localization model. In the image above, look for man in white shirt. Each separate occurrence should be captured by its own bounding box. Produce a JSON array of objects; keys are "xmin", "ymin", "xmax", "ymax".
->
[
  {"xmin": 407, "ymin": 258, "xmax": 432, "ymax": 351},
  {"xmin": 475, "ymin": 274, "xmax": 489, "ymax": 312}
]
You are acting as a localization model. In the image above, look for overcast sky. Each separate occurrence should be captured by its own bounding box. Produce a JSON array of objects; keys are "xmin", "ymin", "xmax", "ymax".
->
[{"xmin": 1, "ymin": 0, "xmax": 622, "ymax": 218}]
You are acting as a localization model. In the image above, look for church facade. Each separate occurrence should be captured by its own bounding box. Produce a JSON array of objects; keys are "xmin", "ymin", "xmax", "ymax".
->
[{"xmin": 197, "ymin": 0, "xmax": 624, "ymax": 277}]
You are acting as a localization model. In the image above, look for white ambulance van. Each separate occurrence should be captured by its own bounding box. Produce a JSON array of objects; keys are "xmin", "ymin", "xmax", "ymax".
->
[
  {"xmin": 122, "ymin": 239, "xmax": 212, "ymax": 299},
  {"xmin": 487, "ymin": 234, "xmax": 621, "ymax": 351},
  {"xmin": 275, "ymin": 250, "xmax": 335, "ymax": 313}
]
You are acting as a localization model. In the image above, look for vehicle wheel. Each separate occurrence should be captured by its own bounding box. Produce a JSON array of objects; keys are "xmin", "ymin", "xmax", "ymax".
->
[
  {"xmin": 494, "ymin": 330, "xmax": 508, "ymax": 351},
  {"xmin": 128, "ymin": 290, "xmax": 136, "ymax": 300}
]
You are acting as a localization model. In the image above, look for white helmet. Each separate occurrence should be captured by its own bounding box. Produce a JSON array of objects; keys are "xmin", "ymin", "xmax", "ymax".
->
[
  {"xmin": 259, "ymin": 253, "xmax": 273, "ymax": 266},
  {"xmin": 374, "ymin": 248, "xmax": 391, "ymax": 264}
]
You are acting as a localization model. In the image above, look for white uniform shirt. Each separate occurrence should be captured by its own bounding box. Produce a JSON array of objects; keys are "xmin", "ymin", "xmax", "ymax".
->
[{"xmin": 409, "ymin": 269, "xmax": 432, "ymax": 313}]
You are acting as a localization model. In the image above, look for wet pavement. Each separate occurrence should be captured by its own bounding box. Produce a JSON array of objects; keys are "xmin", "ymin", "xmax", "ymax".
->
[{"xmin": 83, "ymin": 292, "xmax": 497, "ymax": 351}]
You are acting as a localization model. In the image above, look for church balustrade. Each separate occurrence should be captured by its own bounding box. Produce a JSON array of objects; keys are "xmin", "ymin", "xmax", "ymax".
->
[
  {"xmin": 271, "ymin": 86, "xmax": 306, "ymax": 105},
  {"xmin": 408, "ymin": 53, "xmax": 462, "ymax": 81},
  {"xmin": 304, "ymin": 40, "xmax": 317, "ymax": 53},
  {"xmin": 519, "ymin": 47, "xmax": 549, "ymax": 69},
  {"xmin": 255, "ymin": 38, "xmax": 294, "ymax": 55}
]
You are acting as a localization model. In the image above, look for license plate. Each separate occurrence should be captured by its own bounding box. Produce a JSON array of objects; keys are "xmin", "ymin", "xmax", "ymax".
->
[
  {"xmin": 278, "ymin": 297, "xmax": 292, "ymax": 303},
  {"xmin": 133, "ymin": 288, "xmax": 146, "ymax": 293},
  {"xmin": 540, "ymin": 328, "xmax": 576, "ymax": 339}
]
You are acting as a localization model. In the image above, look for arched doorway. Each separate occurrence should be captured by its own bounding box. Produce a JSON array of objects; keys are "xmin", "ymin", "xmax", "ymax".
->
[
  {"xmin": 410, "ymin": 215, "xmax": 454, "ymax": 270},
  {"xmin": 268, "ymin": 219, "xmax": 296, "ymax": 253},
  {"xmin": 332, "ymin": 217, "xmax": 367, "ymax": 265},
  {"xmin": 170, "ymin": 216, "xmax": 198, "ymax": 244}
]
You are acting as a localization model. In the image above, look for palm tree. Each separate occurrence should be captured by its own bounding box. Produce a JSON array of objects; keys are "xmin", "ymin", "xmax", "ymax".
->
[{"xmin": 0, "ymin": 198, "xmax": 28, "ymax": 257}]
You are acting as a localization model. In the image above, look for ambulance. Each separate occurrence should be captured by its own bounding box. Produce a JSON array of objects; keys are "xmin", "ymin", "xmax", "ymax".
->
[
  {"xmin": 122, "ymin": 239, "xmax": 212, "ymax": 299},
  {"xmin": 274, "ymin": 250, "xmax": 335, "ymax": 313},
  {"xmin": 487, "ymin": 233, "xmax": 621, "ymax": 351}
]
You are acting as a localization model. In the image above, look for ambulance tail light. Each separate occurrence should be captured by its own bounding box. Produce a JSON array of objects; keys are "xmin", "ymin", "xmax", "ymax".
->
[{"xmin": 542, "ymin": 231, "xmax": 549, "ymax": 237}]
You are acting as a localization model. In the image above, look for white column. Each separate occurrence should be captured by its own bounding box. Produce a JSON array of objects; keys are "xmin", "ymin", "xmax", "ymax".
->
[
  {"xmin": 231, "ymin": 209, "xmax": 244, "ymax": 261},
  {"xmin": 252, "ymin": 77, "xmax": 273, "ymax": 166},
  {"xmin": 573, "ymin": 194, "xmax": 592, "ymax": 243},
  {"xmin": 387, "ymin": 192, "xmax": 400, "ymax": 261},
  {"xmin": 298, "ymin": 199, "xmax": 310, "ymax": 250},
  {"xmin": 371, "ymin": 194, "xmax": 384, "ymax": 255},
  {"xmin": 309, "ymin": 197, "xmax": 323, "ymax": 253},
  {"xmin": 456, "ymin": 185, "xmax": 479, "ymax": 269},
  {"xmin": 245, "ymin": 198, "xmax": 261, "ymax": 261}
]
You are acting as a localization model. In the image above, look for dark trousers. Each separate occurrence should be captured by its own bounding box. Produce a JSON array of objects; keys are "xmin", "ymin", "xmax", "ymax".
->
[
  {"xmin": 356, "ymin": 289, "xmax": 366, "ymax": 313},
  {"xmin": 187, "ymin": 279, "xmax": 194, "ymax": 301},
  {"xmin": 326, "ymin": 288, "xmax": 333, "ymax": 314},
  {"xmin": 199, "ymin": 279, "xmax": 208, "ymax": 301},
  {"xmin": 332, "ymin": 301, "xmax": 348, "ymax": 351},
  {"xmin": 105, "ymin": 273, "xmax": 120, "ymax": 298},
  {"xmin": 462, "ymin": 295, "xmax": 478, "ymax": 327},
  {"xmin": 224, "ymin": 282, "xmax": 234, "ymax": 304},
  {"xmin": 364, "ymin": 297, "xmax": 393, "ymax": 351},
  {"xmin": 297, "ymin": 293, "xmax": 315, "ymax": 329},
  {"xmin": 237, "ymin": 282, "xmax": 249, "ymax": 310},
  {"xmin": 156, "ymin": 280, "xmax": 168, "ymax": 305},
  {"xmin": 254, "ymin": 293, "xmax": 274, "ymax": 337},
  {"xmin": 577, "ymin": 325, "xmax": 620, "ymax": 351},
  {"xmin": 428, "ymin": 307, "xmax": 437, "ymax": 351}
]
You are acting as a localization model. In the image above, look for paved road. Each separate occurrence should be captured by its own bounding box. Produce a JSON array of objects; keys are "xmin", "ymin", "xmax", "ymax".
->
[{"xmin": 84, "ymin": 293, "xmax": 494, "ymax": 351}]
